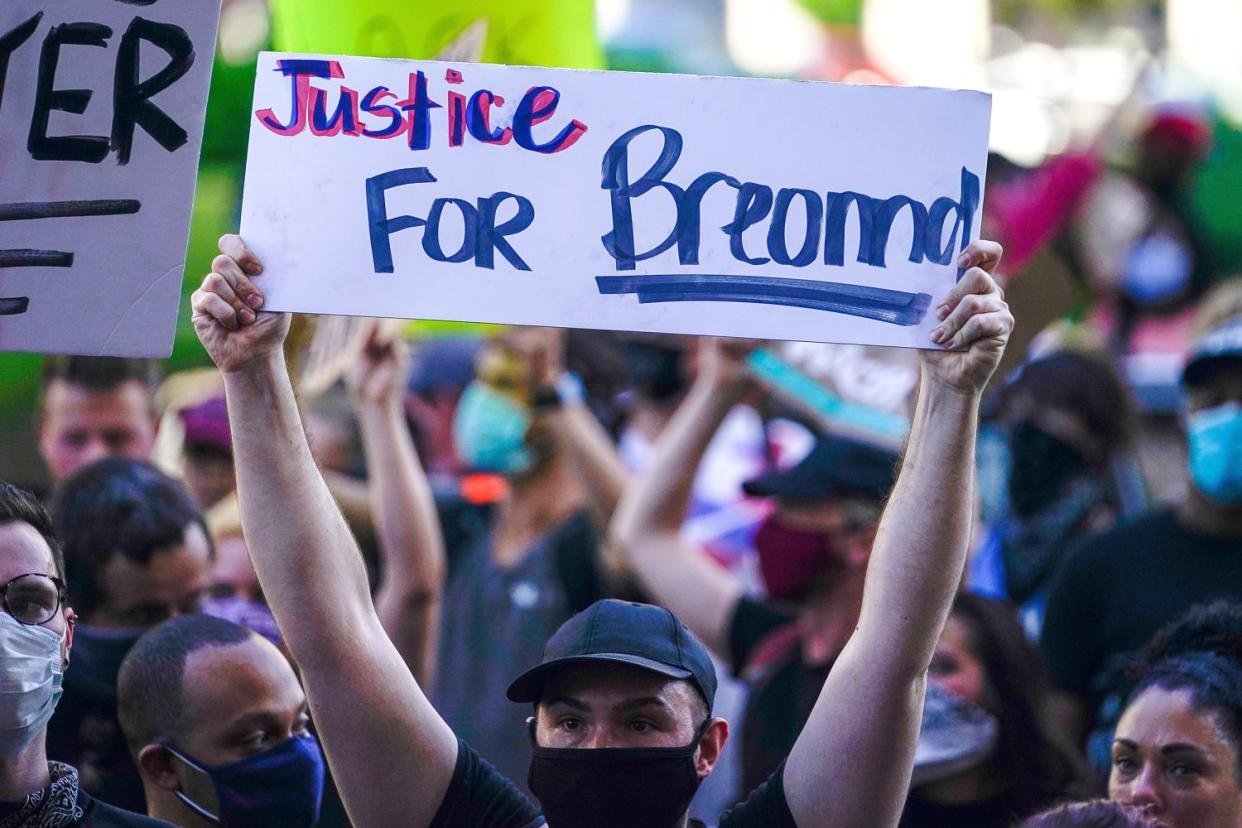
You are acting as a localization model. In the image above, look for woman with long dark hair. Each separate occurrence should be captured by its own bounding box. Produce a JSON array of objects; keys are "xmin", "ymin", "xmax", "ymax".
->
[{"xmin": 900, "ymin": 593, "xmax": 1082, "ymax": 826}]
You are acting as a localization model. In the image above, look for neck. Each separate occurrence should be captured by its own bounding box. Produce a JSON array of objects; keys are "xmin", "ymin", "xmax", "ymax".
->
[
  {"xmin": 917, "ymin": 763, "xmax": 1005, "ymax": 806},
  {"xmin": 796, "ymin": 572, "xmax": 866, "ymax": 666},
  {"xmin": 0, "ymin": 732, "xmax": 51, "ymax": 802},
  {"xmin": 1178, "ymin": 487, "xmax": 1242, "ymax": 538},
  {"xmin": 493, "ymin": 458, "xmax": 582, "ymax": 566}
]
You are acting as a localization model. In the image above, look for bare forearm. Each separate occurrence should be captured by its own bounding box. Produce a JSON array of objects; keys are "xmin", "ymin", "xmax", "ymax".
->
[
  {"xmin": 223, "ymin": 353, "xmax": 457, "ymax": 828},
  {"xmin": 784, "ymin": 379, "xmax": 979, "ymax": 828},
  {"xmin": 224, "ymin": 354, "xmax": 372, "ymax": 655},
  {"xmin": 858, "ymin": 378, "xmax": 978, "ymax": 676},
  {"xmin": 544, "ymin": 402, "xmax": 629, "ymax": 523},
  {"xmin": 358, "ymin": 403, "xmax": 445, "ymax": 684}
]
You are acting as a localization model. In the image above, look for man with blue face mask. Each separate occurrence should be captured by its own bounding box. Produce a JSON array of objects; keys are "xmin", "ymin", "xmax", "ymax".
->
[
  {"xmin": 1043, "ymin": 289, "xmax": 1242, "ymax": 775},
  {"xmin": 116, "ymin": 614, "xmax": 325, "ymax": 828},
  {"xmin": 0, "ymin": 482, "xmax": 169, "ymax": 827}
]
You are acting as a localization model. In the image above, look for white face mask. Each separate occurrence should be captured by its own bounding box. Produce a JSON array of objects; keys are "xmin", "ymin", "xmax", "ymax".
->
[{"xmin": 0, "ymin": 613, "xmax": 64, "ymax": 756}]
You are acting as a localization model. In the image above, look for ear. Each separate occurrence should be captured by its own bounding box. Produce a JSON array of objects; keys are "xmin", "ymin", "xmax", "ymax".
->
[
  {"xmin": 695, "ymin": 718, "xmax": 730, "ymax": 779},
  {"xmin": 139, "ymin": 744, "xmax": 182, "ymax": 792},
  {"xmin": 62, "ymin": 608, "xmax": 75, "ymax": 664}
]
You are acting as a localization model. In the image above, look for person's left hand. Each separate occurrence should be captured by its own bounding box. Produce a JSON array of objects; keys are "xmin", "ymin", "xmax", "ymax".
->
[
  {"xmin": 347, "ymin": 321, "xmax": 410, "ymax": 411},
  {"xmin": 922, "ymin": 240, "xmax": 1013, "ymax": 396}
]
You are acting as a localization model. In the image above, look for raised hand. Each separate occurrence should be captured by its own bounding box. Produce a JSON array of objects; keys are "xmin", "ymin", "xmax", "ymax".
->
[
  {"xmin": 695, "ymin": 336, "xmax": 761, "ymax": 391},
  {"xmin": 191, "ymin": 234, "xmax": 290, "ymax": 373},
  {"xmin": 347, "ymin": 321, "xmax": 410, "ymax": 410},
  {"xmin": 923, "ymin": 240, "xmax": 1013, "ymax": 395}
]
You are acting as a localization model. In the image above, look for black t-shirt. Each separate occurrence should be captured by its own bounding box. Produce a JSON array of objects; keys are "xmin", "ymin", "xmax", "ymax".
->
[
  {"xmin": 729, "ymin": 597, "xmax": 834, "ymax": 796},
  {"xmin": 429, "ymin": 739, "xmax": 796, "ymax": 828},
  {"xmin": 1041, "ymin": 509, "xmax": 1242, "ymax": 765},
  {"xmin": 898, "ymin": 789, "xmax": 1034, "ymax": 828},
  {"xmin": 76, "ymin": 790, "xmax": 173, "ymax": 827}
]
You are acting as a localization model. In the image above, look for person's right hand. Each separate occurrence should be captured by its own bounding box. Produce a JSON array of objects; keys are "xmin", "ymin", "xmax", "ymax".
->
[
  {"xmin": 192, "ymin": 235, "xmax": 290, "ymax": 373},
  {"xmin": 696, "ymin": 336, "xmax": 760, "ymax": 391}
]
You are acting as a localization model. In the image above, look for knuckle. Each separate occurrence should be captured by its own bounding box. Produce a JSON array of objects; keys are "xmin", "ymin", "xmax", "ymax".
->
[
  {"xmin": 211, "ymin": 254, "xmax": 234, "ymax": 274},
  {"xmin": 204, "ymin": 272, "xmax": 227, "ymax": 292}
]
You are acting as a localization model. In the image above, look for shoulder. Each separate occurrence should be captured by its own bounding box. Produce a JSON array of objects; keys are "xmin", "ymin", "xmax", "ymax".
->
[{"xmin": 77, "ymin": 790, "xmax": 174, "ymax": 828}]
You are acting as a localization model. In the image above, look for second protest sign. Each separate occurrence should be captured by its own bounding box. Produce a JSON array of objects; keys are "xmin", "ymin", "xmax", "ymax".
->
[{"xmin": 241, "ymin": 54, "xmax": 991, "ymax": 347}]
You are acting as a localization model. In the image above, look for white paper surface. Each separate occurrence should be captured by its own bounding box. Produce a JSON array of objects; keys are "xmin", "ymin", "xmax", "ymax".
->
[
  {"xmin": 0, "ymin": 1, "xmax": 220, "ymax": 357},
  {"xmin": 242, "ymin": 53, "xmax": 991, "ymax": 347}
]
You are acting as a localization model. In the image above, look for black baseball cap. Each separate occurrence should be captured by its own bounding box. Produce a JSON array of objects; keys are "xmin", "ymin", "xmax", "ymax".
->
[
  {"xmin": 1183, "ymin": 314, "xmax": 1242, "ymax": 388},
  {"xmin": 506, "ymin": 599, "xmax": 717, "ymax": 708},
  {"xmin": 743, "ymin": 433, "xmax": 900, "ymax": 502}
]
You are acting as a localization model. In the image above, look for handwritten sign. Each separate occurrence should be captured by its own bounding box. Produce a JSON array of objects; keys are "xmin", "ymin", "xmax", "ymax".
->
[
  {"xmin": 241, "ymin": 54, "xmax": 991, "ymax": 347},
  {"xmin": 0, "ymin": 1, "xmax": 220, "ymax": 357}
]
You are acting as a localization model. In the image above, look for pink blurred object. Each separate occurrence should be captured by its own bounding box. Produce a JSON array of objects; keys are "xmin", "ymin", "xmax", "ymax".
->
[
  {"xmin": 180, "ymin": 395, "xmax": 231, "ymax": 455},
  {"xmin": 987, "ymin": 151, "xmax": 1103, "ymax": 275}
]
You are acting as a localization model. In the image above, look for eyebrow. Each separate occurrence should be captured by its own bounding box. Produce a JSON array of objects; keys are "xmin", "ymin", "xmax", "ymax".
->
[
  {"xmin": 541, "ymin": 695, "xmax": 675, "ymax": 715},
  {"xmin": 1113, "ymin": 739, "xmax": 1210, "ymax": 757},
  {"xmin": 612, "ymin": 696, "xmax": 674, "ymax": 715}
]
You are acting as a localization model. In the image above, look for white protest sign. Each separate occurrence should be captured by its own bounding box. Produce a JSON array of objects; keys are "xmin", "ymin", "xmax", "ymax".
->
[
  {"xmin": 0, "ymin": 1, "xmax": 220, "ymax": 357},
  {"xmin": 242, "ymin": 54, "xmax": 990, "ymax": 347}
]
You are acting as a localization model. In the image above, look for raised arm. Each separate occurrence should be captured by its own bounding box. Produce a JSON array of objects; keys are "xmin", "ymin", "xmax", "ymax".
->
[
  {"xmin": 608, "ymin": 340, "xmax": 752, "ymax": 658},
  {"xmin": 348, "ymin": 323, "xmax": 446, "ymax": 688},
  {"xmin": 192, "ymin": 237, "xmax": 458, "ymax": 828},
  {"xmin": 526, "ymin": 328, "xmax": 629, "ymax": 527},
  {"xmin": 782, "ymin": 242, "xmax": 1013, "ymax": 828}
]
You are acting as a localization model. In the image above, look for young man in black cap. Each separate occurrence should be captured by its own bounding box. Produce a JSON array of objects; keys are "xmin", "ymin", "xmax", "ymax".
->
[
  {"xmin": 189, "ymin": 233, "xmax": 1012, "ymax": 827},
  {"xmin": 1042, "ymin": 288, "xmax": 1242, "ymax": 773},
  {"xmin": 612, "ymin": 339, "xmax": 901, "ymax": 793}
]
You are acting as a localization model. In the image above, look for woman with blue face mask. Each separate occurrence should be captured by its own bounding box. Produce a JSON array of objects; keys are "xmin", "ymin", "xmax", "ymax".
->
[{"xmin": 0, "ymin": 482, "xmax": 170, "ymax": 827}]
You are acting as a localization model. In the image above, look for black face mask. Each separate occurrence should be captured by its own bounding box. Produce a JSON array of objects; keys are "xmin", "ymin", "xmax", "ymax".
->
[
  {"xmin": 1006, "ymin": 421, "xmax": 1087, "ymax": 519},
  {"xmin": 527, "ymin": 721, "xmax": 705, "ymax": 828}
]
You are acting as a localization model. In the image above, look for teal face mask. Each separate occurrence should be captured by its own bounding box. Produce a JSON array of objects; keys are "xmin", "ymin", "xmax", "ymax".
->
[
  {"xmin": 1188, "ymin": 401, "xmax": 1242, "ymax": 504},
  {"xmin": 454, "ymin": 381, "xmax": 532, "ymax": 475}
]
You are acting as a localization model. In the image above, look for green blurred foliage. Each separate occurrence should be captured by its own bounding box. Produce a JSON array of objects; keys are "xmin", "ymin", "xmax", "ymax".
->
[
  {"xmin": 1191, "ymin": 115, "xmax": 1242, "ymax": 276},
  {"xmin": 993, "ymin": 0, "xmax": 1147, "ymax": 22},
  {"xmin": 794, "ymin": 0, "xmax": 863, "ymax": 26}
]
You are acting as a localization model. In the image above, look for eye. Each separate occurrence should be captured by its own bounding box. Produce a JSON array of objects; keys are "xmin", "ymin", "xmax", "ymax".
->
[
  {"xmin": 1112, "ymin": 755, "xmax": 1139, "ymax": 776},
  {"xmin": 293, "ymin": 715, "xmax": 311, "ymax": 736},
  {"xmin": 557, "ymin": 717, "xmax": 581, "ymax": 732},
  {"xmin": 628, "ymin": 720, "xmax": 653, "ymax": 733},
  {"xmin": 243, "ymin": 731, "xmax": 273, "ymax": 750},
  {"xmin": 1169, "ymin": 763, "xmax": 1203, "ymax": 781}
]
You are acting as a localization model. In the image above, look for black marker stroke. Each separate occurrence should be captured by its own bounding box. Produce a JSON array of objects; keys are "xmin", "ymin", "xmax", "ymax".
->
[
  {"xmin": 0, "ymin": 199, "xmax": 141, "ymax": 221},
  {"xmin": 0, "ymin": 249, "xmax": 74, "ymax": 267}
]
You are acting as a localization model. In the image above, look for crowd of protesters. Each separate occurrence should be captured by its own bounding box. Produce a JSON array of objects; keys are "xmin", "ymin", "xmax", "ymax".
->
[{"xmin": 0, "ymin": 102, "xmax": 1240, "ymax": 828}]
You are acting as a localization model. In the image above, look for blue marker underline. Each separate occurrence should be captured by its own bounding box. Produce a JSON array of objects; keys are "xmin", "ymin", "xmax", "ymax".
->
[{"xmin": 595, "ymin": 274, "xmax": 932, "ymax": 327}]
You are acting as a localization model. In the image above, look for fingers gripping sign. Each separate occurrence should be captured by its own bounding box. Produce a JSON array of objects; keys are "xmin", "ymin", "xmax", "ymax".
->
[
  {"xmin": 922, "ymin": 240, "xmax": 1014, "ymax": 395},
  {"xmin": 192, "ymin": 234, "xmax": 292, "ymax": 374}
]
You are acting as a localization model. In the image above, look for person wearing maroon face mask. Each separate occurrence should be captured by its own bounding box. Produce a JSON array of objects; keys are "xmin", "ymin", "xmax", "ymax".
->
[{"xmin": 611, "ymin": 336, "xmax": 902, "ymax": 797}]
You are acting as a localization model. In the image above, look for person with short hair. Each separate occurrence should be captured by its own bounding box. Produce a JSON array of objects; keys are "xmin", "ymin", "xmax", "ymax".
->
[
  {"xmin": 0, "ymin": 481, "xmax": 169, "ymax": 827},
  {"xmin": 38, "ymin": 357, "xmax": 160, "ymax": 484},
  {"xmin": 1042, "ymin": 294, "xmax": 1242, "ymax": 773},
  {"xmin": 46, "ymin": 459, "xmax": 213, "ymax": 813},
  {"xmin": 117, "ymin": 614, "xmax": 325, "ymax": 828},
  {"xmin": 189, "ymin": 232, "xmax": 1013, "ymax": 827}
]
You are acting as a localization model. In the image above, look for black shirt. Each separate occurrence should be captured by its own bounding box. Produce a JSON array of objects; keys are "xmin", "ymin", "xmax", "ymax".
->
[
  {"xmin": 76, "ymin": 790, "xmax": 173, "ymax": 828},
  {"xmin": 729, "ymin": 597, "xmax": 834, "ymax": 795},
  {"xmin": 1041, "ymin": 509, "xmax": 1242, "ymax": 768},
  {"xmin": 898, "ymin": 789, "xmax": 1033, "ymax": 828},
  {"xmin": 429, "ymin": 739, "xmax": 797, "ymax": 828}
]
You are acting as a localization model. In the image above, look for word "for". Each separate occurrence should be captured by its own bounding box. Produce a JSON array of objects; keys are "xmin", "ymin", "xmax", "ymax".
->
[{"xmin": 256, "ymin": 60, "xmax": 588, "ymax": 155}]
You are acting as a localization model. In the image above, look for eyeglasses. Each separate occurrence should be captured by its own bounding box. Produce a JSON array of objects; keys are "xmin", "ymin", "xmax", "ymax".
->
[{"xmin": 1, "ymin": 573, "xmax": 65, "ymax": 626}]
